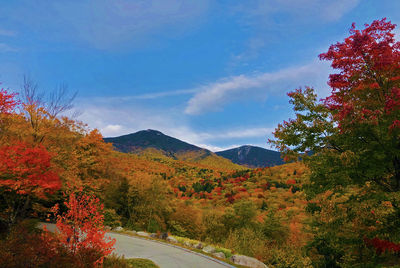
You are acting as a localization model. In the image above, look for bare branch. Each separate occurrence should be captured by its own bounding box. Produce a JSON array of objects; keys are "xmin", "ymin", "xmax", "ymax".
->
[
  {"xmin": 47, "ymin": 82, "xmax": 78, "ymax": 117},
  {"xmin": 20, "ymin": 75, "xmax": 43, "ymax": 106},
  {"xmin": 20, "ymin": 75, "xmax": 78, "ymax": 118}
]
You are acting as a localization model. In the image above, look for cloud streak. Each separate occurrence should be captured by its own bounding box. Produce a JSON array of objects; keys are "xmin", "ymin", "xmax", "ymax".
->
[
  {"xmin": 93, "ymin": 89, "xmax": 198, "ymax": 103},
  {"xmin": 185, "ymin": 61, "xmax": 331, "ymax": 115},
  {"xmin": 238, "ymin": 0, "xmax": 360, "ymax": 23},
  {"xmin": 3, "ymin": 0, "xmax": 210, "ymax": 49},
  {"xmin": 0, "ymin": 43, "xmax": 18, "ymax": 52}
]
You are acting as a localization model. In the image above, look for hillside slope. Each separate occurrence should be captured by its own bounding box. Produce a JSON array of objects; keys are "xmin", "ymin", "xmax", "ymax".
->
[
  {"xmin": 216, "ymin": 145, "xmax": 283, "ymax": 167},
  {"xmin": 104, "ymin": 129, "xmax": 205, "ymax": 154},
  {"xmin": 104, "ymin": 129, "xmax": 244, "ymax": 170}
]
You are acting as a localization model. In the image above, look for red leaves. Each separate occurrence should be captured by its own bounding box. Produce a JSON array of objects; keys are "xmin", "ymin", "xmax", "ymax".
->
[
  {"xmin": 0, "ymin": 88, "xmax": 18, "ymax": 115},
  {"xmin": 52, "ymin": 192, "xmax": 115, "ymax": 265},
  {"xmin": 0, "ymin": 142, "xmax": 61, "ymax": 197},
  {"xmin": 385, "ymin": 87, "xmax": 400, "ymax": 114},
  {"xmin": 364, "ymin": 237, "xmax": 400, "ymax": 255},
  {"xmin": 286, "ymin": 179, "xmax": 296, "ymax": 185},
  {"xmin": 319, "ymin": 18, "xmax": 400, "ymax": 129},
  {"xmin": 389, "ymin": 120, "xmax": 400, "ymax": 130}
]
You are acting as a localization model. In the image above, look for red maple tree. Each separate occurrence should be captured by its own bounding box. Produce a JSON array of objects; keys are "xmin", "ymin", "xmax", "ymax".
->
[
  {"xmin": 0, "ymin": 142, "xmax": 61, "ymax": 196},
  {"xmin": 0, "ymin": 142, "xmax": 61, "ymax": 225},
  {"xmin": 52, "ymin": 192, "xmax": 115, "ymax": 265},
  {"xmin": 320, "ymin": 18, "xmax": 400, "ymax": 131}
]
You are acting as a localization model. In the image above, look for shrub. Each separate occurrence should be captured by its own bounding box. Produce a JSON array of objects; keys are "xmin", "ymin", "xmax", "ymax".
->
[
  {"xmin": 266, "ymin": 246, "xmax": 312, "ymax": 268},
  {"xmin": 224, "ymin": 228, "xmax": 266, "ymax": 260},
  {"xmin": 52, "ymin": 192, "xmax": 116, "ymax": 266},
  {"xmin": 262, "ymin": 211, "xmax": 289, "ymax": 244},
  {"xmin": 103, "ymin": 254, "xmax": 130, "ymax": 268},
  {"xmin": 202, "ymin": 210, "xmax": 226, "ymax": 243},
  {"xmin": 0, "ymin": 221, "xmax": 76, "ymax": 268},
  {"xmin": 103, "ymin": 209, "xmax": 122, "ymax": 228},
  {"xmin": 168, "ymin": 203, "xmax": 202, "ymax": 239}
]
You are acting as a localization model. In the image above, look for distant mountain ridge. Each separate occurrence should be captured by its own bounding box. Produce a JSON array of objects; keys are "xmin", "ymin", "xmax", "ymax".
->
[
  {"xmin": 104, "ymin": 130, "xmax": 283, "ymax": 168},
  {"xmin": 104, "ymin": 130, "xmax": 243, "ymax": 169},
  {"xmin": 216, "ymin": 145, "xmax": 283, "ymax": 168},
  {"xmin": 104, "ymin": 129, "xmax": 208, "ymax": 156}
]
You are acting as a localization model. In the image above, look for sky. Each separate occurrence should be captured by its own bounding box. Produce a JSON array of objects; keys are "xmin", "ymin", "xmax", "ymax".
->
[{"xmin": 1, "ymin": 0, "xmax": 399, "ymax": 151}]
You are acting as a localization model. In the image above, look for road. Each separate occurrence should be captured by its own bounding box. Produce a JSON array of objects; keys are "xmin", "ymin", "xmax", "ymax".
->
[{"xmin": 39, "ymin": 223, "xmax": 233, "ymax": 268}]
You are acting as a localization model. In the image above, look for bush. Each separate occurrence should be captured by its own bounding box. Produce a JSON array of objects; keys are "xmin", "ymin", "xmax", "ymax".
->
[
  {"xmin": 223, "ymin": 200, "xmax": 257, "ymax": 231},
  {"xmin": 224, "ymin": 228, "xmax": 266, "ymax": 259},
  {"xmin": 202, "ymin": 210, "xmax": 226, "ymax": 243},
  {"xmin": 266, "ymin": 246, "xmax": 312, "ymax": 268},
  {"xmin": 103, "ymin": 209, "xmax": 122, "ymax": 228},
  {"xmin": 104, "ymin": 255, "xmax": 160, "ymax": 268},
  {"xmin": 262, "ymin": 211, "xmax": 289, "ymax": 244},
  {"xmin": 103, "ymin": 254, "xmax": 131, "ymax": 268},
  {"xmin": 168, "ymin": 220, "xmax": 189, "ymax": 237},
  {"xmin": 168, "ymin": 203, "xmax": 202, "ymax": 239},
  {"xmin": 0, "ymin": 221, "xmax": 76, "ymax": 268},
  {"xmin": 147, "ymin": 218, "xmax": 161, "ymax": 233}
]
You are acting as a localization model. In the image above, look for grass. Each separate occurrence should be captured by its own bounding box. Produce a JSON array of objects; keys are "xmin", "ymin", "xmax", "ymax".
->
[
  {"xmin": 104, "ymin": 254, "xmax": 159, "ymax": 268},
  {"xmin": 126, "ymin": 258, "xmax": 159, "ymax": 268}
]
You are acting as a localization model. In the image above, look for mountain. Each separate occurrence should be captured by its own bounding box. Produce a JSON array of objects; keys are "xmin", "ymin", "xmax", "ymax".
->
[
  {"xmin": 104, "ymin": 129, "xmax": 244, "ymax": 169},
  {"xmin": 104, "ymin": 129, "xmax": 206, "ymax": 155},
  {"xmin": 216, "ymin": 145, "xmax": 283, "ymax": 168}
]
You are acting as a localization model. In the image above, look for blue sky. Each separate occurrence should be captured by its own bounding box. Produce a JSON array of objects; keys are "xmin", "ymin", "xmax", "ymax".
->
[{"xmin": 1, "ymin": 0, "xmax": 399, "ymax": 151}]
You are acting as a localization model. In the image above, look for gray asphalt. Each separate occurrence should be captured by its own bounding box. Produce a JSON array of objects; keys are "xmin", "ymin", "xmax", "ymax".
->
[{"xmin": 39, "ymin": 223, "xmax": 233, "ymax": 268}]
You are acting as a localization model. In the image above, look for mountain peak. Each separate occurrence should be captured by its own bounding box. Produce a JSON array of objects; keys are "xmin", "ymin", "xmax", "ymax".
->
[
  {"xmin": 104, "ymin": 129, "xmax": 206, "ymax": 155},
  {"xmin": 143, "ymin": 129, "xmax": 163, "ymax": 134},
  {"xmin": 216, "ymin": 145, "xmax": 283, "ymax": 168},
  {"xmin": 104, "ymin": 130, "xmax": 283, "ymax": 168}
]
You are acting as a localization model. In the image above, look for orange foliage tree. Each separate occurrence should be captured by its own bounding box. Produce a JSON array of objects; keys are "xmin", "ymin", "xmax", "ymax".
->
[{"xmin": 0, "ymin": 89, "xmax": 63, "ymax": 226}]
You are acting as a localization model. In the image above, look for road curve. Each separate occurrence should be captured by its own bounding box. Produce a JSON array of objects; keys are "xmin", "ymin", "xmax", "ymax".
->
[{"xmin": 39, "ymin": 223, "xmax": 233, "ymax": 268}]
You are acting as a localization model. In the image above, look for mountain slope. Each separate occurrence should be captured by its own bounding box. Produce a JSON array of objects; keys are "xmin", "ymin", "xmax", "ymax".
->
[
  {"xmin": 104, "ymin": 129, "xmax": 205, "ymax": 154},
  {"xmin": 216, "ymin": 145, "xmax": 283, "ymax": 167},
  {"xmin": 104, "ymin": 129, "xmax": 244, "ymax": 170}
]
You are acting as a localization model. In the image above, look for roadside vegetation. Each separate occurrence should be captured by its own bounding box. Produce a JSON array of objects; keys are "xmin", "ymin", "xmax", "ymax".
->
[{"xmin": 104, "ymin": 255, "xmax": 159, "ymax": 268}]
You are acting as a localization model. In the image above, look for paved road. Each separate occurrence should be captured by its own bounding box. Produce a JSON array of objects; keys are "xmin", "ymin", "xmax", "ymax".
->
[{"xmin": 39, "ymin": 223, "xmax": 233, "ymax": 268}]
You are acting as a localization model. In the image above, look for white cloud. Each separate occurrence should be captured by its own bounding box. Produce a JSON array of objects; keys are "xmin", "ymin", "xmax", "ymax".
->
[
  {"xmin": 101, "ymin": 124, "xmax": 123, "ymax": 136},
  {"xmin": 196, "ymin": 144, "xmax": 244, "ymax": 152},
  {"xmin": 185, "ymin": 61, "xmax": 331, "ymax": 115},
  {"xmin": 202, "ymin": 128, "xmax": 274, "ymax": 140},
  {"xmin": 98, "ymin": 89, "xmax": 198, "ymax": 102},
  {"xmin": 0, "ymin": 43, "xmax": 17, "ymax": 52},
  {"xmin": 131, "ymin": 89, "xmax": 198, "ymax": 100}
]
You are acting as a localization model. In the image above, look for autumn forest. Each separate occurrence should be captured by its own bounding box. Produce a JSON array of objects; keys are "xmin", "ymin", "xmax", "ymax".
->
[{"xmin": 1, "ymin": 18, "xmax": 400, "ymax": 268}]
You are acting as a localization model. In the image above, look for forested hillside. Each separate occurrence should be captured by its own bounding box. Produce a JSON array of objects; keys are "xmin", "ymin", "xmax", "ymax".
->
[
  {"xmin": 104, "ymin": 130, "xmax": 247, "ymax": 169},
  {"xmin": 216, "ymin": 145, "xmax": 284, "ymax": 167}
]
